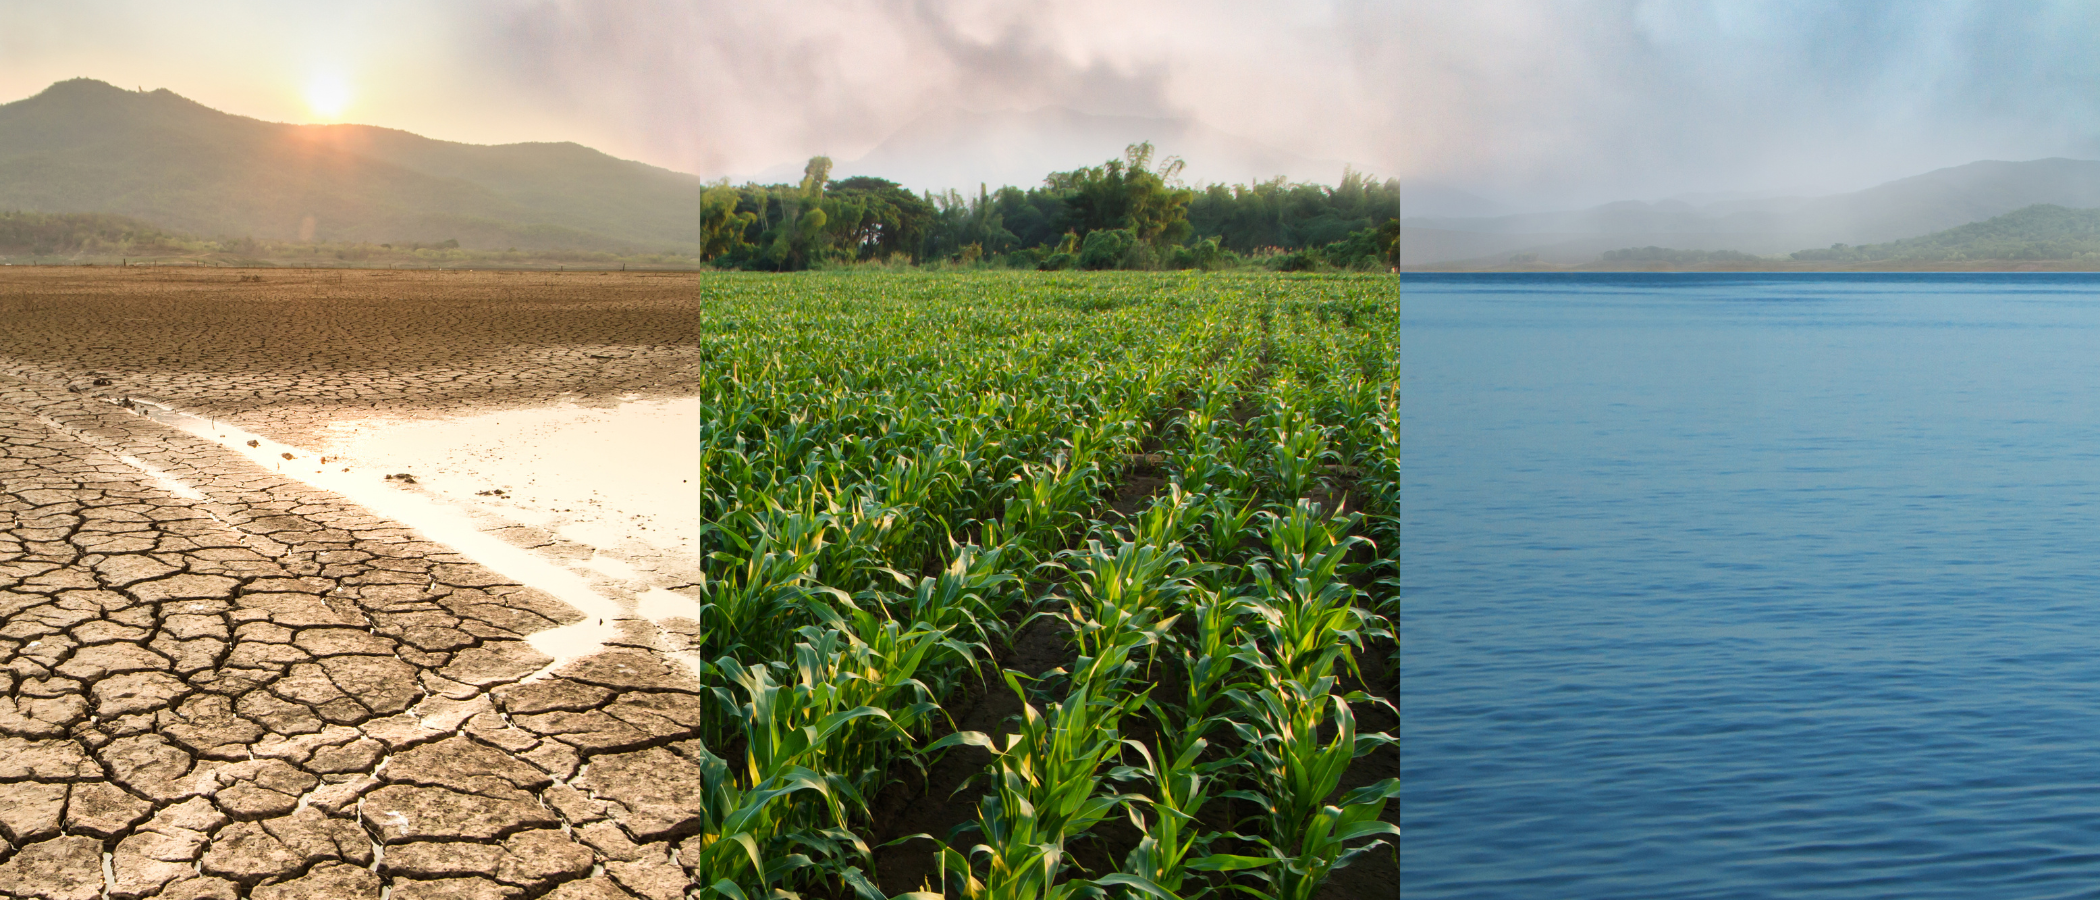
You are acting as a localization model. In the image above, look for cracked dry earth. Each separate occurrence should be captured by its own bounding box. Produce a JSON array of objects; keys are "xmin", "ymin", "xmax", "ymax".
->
[
  {"xmin": 0, "ymin": 268, "xmax": 696, "ymax": 449},
  {"xmin": 0, "ymin": 270, "xmax": 704, "ymax": 900}
]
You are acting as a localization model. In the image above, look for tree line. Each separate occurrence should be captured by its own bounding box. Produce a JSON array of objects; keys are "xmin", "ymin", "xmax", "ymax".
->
[
  {"xmin": 0, "ymin": 211, "xmax": 187, "ymax": 256},
  {"xmin": 700, "ymin": 143, "xmax": 1399, "ymax": 272},
  {"xmin": 0, "ymin": 210, "xmax": 695, "ymax": 268}
]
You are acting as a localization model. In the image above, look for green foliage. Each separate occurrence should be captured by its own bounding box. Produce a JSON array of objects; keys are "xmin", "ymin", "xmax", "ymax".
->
[
  {"xmin": 701, "ymin": 184, "xmax": 758, "ymax": 261},
  {"xmin": 802, "ymin": 156, "xmax": 834, "ymax": 198},
  {"xmin": 710, "ymin": 171, "xmax": 942, "ymax": 270},
  {"xmin": 1269, "ymin": 251, "xmax": 1321, "ymax": 273},
  {"xmin": 923, "ymin": 185, "xmax": 1022, "ymax": 262},
  {"xmin": 697, "ymin": 273, "xmax": 1397, "ymax": 899},
  {"xmin": 1188, "ymin": 168, "xmax": 1398, "ymax": 254},
  {"xmin": 1311, "ymin": 222, "xmax": 1399, "ymax": 270},
  {"xmin": 711, "ymin": 146, "xmax": 1396, "ymax": 272},
  {"xmin": 1080, "ymin": 228, "xmax": 1139, "ymax": 270},
  {"xmin": 1170, "ymin": 237, "xmax": 1237, "ymax": 271},
  {"xmin": 830, "ymin": 177, "xmax": 940, "ymax": 262},
  {"xmin": 1046, "ymin": 142, "xmax": 1195, "ymax": 246}
]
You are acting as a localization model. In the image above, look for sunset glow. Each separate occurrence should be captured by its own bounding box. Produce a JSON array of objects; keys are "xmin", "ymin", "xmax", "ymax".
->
[{"xmin": 304, "ymin": 74, "xmax": 350, "ymax": 121}]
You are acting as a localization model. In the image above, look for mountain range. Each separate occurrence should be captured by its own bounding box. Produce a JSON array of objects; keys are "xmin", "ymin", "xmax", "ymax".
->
[
  {"xmin": 0, "ymin": 79, "xmax": 699, "ymax": 252},
  {"xmin": 1402, "ymin": 158, "xmax": 2100, "ymax": 265}
]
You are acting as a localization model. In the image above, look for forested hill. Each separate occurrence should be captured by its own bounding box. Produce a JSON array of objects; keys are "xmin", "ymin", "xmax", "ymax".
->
[
  {"xmin": 1790, "ymin": 204, "xmax": 2100, "ymax": 261},
  {"xmin": 0, "ymin": 79, "xmax": 699, "ymax": 252}
]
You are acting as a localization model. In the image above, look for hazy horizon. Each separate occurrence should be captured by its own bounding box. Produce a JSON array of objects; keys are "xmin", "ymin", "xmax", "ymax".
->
[
  {"xmin": 1410, "ymin": 155, "xmax": 2100, "ymax": 221},
  {"xmin": 1402, "ymin": 1, "xmax": 2100, "ymax": 212}
]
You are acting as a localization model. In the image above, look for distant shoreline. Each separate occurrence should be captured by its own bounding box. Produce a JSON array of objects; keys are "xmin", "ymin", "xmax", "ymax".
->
[{"xmin": 1404, "ymin": 259, "xmax": 2100, "ymax": 273}]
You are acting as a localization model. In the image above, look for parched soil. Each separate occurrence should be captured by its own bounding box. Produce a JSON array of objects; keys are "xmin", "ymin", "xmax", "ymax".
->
[
  {"xmin": 0, "ymin": 269, "xmax": 701, "ymax": 900},
  {"xmin": 0, "ymin": 267, "xmax": 698, "ymax": 448}
]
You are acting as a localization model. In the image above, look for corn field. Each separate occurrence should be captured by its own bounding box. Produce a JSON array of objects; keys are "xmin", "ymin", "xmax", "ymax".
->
[{"xmin": 698, "ymin": 271, "xmax": 1397, "ymax": 899}]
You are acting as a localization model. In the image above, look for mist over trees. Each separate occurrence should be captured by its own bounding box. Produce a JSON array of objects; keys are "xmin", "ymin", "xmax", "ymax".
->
[
  {"xmin": 1788, "ymin": 204, "xmax": 2100, "ymax": 262},
  {"xmin": 701, "ymin": 143, "xmax": 1398, "ymax": 271}
]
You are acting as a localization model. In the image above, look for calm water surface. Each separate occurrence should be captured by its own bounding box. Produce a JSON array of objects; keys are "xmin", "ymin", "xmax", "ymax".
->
[{"xmin": 1401, "ymin": 274, "xmax": 2100, "ymax": 899}]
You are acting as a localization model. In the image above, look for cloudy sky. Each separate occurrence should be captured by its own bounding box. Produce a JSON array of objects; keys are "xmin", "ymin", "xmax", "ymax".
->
[
  {"xmin": 0, "ymin": 1, "xmax": 1397, "ymax": 185},
  {"xmin": 1404, "ymin": 1, "xmax": 2100, "ymax": 210}
]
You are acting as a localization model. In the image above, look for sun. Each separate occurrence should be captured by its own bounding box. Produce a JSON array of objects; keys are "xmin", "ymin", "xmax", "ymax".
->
[{"xmin": 304, "ymin": 75, "xmax": 352, "ymax": 121}]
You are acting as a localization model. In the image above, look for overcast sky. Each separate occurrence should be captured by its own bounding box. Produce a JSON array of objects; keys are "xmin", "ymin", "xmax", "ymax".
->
[
  {"xmin": 1403, "ymin": 1, "xmax": 2100, "ymax": 210},
  {"xmin": 0, "ymin": 1, "xmax": 1398, "ymax": 183}
]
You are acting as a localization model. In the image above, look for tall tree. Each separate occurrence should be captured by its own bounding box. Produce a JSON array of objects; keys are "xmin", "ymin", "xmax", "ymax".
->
[
  {"xmin": 699, "ymin": 184, "xmax": 756, "ymax": 261},
  {"xmin": 1045, "ymin": 142, "xmax": 1194, "ymax": 245},
  {"xmin": 827, "ymin": 176, "xmax": 935, "ymax": 261},
  {"xmin": 800, "ymin": 156, "xmax": 833, "ymax": 199}
]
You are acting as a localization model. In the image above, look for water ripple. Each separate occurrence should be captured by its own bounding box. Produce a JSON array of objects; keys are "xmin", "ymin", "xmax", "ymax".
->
[{"xmin": 1403, "ymin": 274, "xmax": 2100, "ymax": 898}]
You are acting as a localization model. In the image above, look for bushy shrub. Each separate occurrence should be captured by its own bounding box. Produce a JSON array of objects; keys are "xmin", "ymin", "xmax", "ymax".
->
[
  {"xmin": 1169, "ymin": 237, "xmax": 1237, "ymax": 271},
  {"xmin": 1039, "ymin": 252, "xmax": 1078, "ymax": 271},
  {"xmin": 1269, "ymin": 251, "xmax": 1321, "ymax": 272},
  {"xmin": 1288, "ymin": 222, "xmax": 1400, "ymax": 270},
  {"xmin": 1318, "ymin": 228, "xmax": 1388, "ymax": 270},
  {"xmin": 1079, "ymin": 228, "xmax": 1137, "ymax": 270},
  {"xmin": 1121, "ymin": 239, "xmax": 1165, "ymax": 271}
]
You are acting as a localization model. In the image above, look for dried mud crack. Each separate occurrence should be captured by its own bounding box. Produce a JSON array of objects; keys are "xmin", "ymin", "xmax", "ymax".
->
[{"xmin": 0, "ymin": 269, "xmax": 703, "ymax": 900}]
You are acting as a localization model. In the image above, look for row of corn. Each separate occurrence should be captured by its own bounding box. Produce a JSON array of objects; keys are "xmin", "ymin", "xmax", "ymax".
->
[{"xmin": 697, "ymin": 272, "xmax": 1398, "ymax": 899}]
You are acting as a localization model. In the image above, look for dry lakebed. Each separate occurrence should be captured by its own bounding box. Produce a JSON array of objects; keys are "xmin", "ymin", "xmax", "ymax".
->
[{"xmin": 0, "ymin": 267, "xmax": 702, "ymax": 900}]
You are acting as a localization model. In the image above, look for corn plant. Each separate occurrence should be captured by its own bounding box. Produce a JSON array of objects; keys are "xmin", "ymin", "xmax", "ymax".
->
[
  {"xmin": 1168, "ymin": 588, "xmax": 1247, "ymax": 747},
  {"xmin": 1267, "ymin": 417, "xmax": 1330, "ymax": 503},
  {"xmin": 869, "ymin": 543, "xmax": 1023, "ymax": 652},
  {"xmin": 696, "ymin": 272, "xmax": 1396, "ymax": 894},
  {"xmin": 1192, "ymin": 494, "xmax": 1262, "ymax": 577},
  {"xmin": 1057, "ymin": 537, "xmax": 1192, "ymax": 669},
  {"xmin": 696, "ymin": 744, "xmax": 874, "ymax": 899},
  {"xmin": 991, "ymin": 453, "xmax": 1104, "ymax": 557},
  {"xmin": 1115, "ymin": 726, "xmax": 1292, "ymax": 897},
  {"xmin": 1222, "ymin": 672, "xmax": 1399, "ymax": 900},
  {"xmin": 925, "ymin": 671, "xmax": 1152, "ymax": 900},
  {"xmin": 1122, "ymin": 483, "xmax": 1202, "ymax": 550},
  {"xmin": 1235, "ymin": 505, "xmax": 1383, "ymax": 686},
  {"xmin": 699, "ymin": 654, "xmax": 889, "ymax": 896}
]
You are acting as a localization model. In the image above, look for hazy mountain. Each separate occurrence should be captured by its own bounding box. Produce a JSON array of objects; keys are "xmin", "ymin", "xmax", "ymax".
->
[
  {"xmin": 740, "ymin": 106, "xmax": 1368, "ymax": 193},
  {"xmin": 0, "ymin": 78, "xmax": 699, "ymax": 251},
  {"xmin": 1791, "ymin": 203, "xmax": 2100, "ymax": 261},
  {"xmin": 1398, "ymin": 181, "xmax": 1513, "ymax": 219},
  {"xmin": 1403, "ymin": 229, "xmax": 1819, "ymax": 266},
  {"xmin": 1402, "ymin": 158, "xmax": 2100, "ymax": 265}
]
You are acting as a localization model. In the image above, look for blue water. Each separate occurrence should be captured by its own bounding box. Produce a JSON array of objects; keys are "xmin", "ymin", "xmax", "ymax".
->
[{"xmin": 1400, "ymin": 274, "xmax": 2100, "ymax": 899}]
